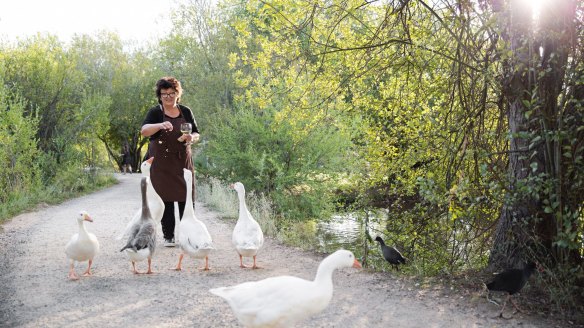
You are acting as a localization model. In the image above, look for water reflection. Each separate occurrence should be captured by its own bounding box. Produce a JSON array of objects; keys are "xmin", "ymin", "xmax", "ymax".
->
[{"xmin": 315, "ymin": 211, "xmax": 384, "ymax": 253}]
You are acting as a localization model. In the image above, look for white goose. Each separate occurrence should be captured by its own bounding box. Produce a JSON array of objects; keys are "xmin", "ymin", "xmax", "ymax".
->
[
  {"xmin": 65, "ymin": 211, "xmax": 100, "ymax": 280},
  {"xmin": 210, "ymin": 249, "xmax": 362, "ymax": 327},
  {"xmin": 117, "ymin": 157, "xmax": 163, "ymax": 240},
  {"xmin": 231, "ymin": 182, "xmax": 264, "ymax": 269},
  {"xmin": 120, "ymin": 177, "xmax": 157, "ymax": 274},
  {"xmin": 175, "ymin": 168, "xmax": 214, "ymax": 271}
]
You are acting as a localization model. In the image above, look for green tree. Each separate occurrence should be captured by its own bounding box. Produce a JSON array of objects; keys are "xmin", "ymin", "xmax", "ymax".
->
[
  {"xmin": 1, "ymin": 36, "xmax": 74, "ymax": 152},
  {"xmin": 160, "ymin": 0, "xmax": 238, "ymax": 138},
  {"xmin": 0, "ymin": 35, "xmax": 90, "ymax": 182},
  {"xmin": 0, "ymin": 81, "xmax": 41, "ymax": 208},
  {"xmin": 489, "ymin": 0, "xmax": 584, "ymax": 269},
  {"xmin": 222, "ymin": 0, "xmax": 503, "ymax": 270},
  {"xmin": 220, "ymin": 0, "xmax": 583, "ymax": 277}
]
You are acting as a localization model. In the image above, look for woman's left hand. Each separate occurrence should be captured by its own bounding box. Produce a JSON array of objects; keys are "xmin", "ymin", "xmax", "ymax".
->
[{"xmin": 178, "ymin": 133, "xmax": 200, "ymax": 143}]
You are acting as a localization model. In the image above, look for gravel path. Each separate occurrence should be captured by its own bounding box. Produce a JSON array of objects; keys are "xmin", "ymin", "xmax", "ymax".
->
[{"xmin": 0, "ymin": 173, "xmax": 565, "ymax": 327}]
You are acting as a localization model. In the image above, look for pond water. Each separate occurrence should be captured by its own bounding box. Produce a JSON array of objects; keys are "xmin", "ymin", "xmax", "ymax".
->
[{"xmin": 315, "ymin": 211, "xmax": 385, "ymax": 254}]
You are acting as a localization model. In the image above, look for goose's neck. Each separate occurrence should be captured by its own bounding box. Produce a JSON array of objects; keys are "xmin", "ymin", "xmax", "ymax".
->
[
  {"xmin": 184, "ymin": 176, "xmax": 195, "ymax": 219},
  {"xmin": 238, "ymin": 192, "xmax": 249, "ymax": 217},
  {"xmin": 77, "ymin": 220, "xmax": 89, "ymax": 238},
  {"xmin": 141, "ymin": 179, "xmax": 151, "ymax": 219},
  {"xmin": 313, "ymin": 259, "xmax": 336, "ymax": 288}
]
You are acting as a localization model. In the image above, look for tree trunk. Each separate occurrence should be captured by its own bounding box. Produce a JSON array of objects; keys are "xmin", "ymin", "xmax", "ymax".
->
[{"xmin": 489, "ymin": 0, "xmax": 580, "ymax": 269}]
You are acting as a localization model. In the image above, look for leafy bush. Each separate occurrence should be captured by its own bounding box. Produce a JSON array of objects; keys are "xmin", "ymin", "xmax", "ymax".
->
[
  {"xmin": 203, "ymin": 104, "xmax": 352, "ymax": 221},
  {"xmin": 0, "ymin": 83, "xmax": 42, "ymax": 206}
]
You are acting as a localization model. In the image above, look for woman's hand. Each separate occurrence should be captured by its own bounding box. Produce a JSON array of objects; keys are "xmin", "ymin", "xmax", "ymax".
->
[
  {"xmin": 178, "ymin": 133, "xmax": 200, "ymax": 144},
  {"xmin": 141, "ymin": 122, "xmax": 173, "ymax": 137},
  {"xmin": 159, "ymin": 121, "xmax": 173, "ymax": 131}
]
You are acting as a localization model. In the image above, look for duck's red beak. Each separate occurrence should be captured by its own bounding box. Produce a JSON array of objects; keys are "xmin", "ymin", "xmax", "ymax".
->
[{"xmin": 353, "ymin": 259, "xmax": 362, "ymax": 268}]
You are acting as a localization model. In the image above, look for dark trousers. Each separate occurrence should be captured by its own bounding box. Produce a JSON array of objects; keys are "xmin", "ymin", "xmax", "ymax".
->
[{"xmin": 161, "ymin": 201, "xmax": 186, "ymax": 240}]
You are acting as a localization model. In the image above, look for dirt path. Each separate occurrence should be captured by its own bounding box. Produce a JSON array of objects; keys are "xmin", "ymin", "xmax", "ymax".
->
[{"xmin": 0, "ymin": 173, "xmax": 565, "ymax": 327}]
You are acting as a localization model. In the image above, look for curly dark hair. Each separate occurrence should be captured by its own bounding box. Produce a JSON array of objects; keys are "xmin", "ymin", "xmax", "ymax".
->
[{"xmin": 155, "ymin": 76, "xmax": 183, "ymax": 104}]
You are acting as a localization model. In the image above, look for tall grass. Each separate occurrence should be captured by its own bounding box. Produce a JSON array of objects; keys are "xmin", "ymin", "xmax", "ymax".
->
[
  {"xmin": 196, "ymin": 177, "xmax": 279, "ymax": 239},
  {"xmin": 196, "ymin": 177, "xmax": 336, "ymax": 253},
  {"xmin": 196, "ymin": 178, "xmax": 238, "ymax": 218}
]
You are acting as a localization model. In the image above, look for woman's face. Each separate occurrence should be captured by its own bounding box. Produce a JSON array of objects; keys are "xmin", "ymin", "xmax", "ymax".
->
[{"xmin": 160, "ymin": 88, "xmax": 178, "ymax": 106}]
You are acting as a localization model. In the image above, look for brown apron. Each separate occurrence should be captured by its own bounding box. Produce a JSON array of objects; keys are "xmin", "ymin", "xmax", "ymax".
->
[{"xmin": 149, "ymin": 112, "xmax": 195, "ymax": 203}]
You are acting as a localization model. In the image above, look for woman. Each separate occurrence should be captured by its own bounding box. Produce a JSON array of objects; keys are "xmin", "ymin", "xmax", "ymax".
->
[{"xmin": 141, "ymin": 77, "xmax": 200, "ymax": 247}]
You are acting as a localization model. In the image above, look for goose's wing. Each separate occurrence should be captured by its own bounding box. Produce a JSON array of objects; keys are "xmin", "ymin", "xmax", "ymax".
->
[
  {"xmin": 247, "ymin": 212, "xmax": 264, "ymax": 244},
  {"xmin": 179, "ymin": 219, "xmax": 213, "ymax": 253},
  {"xmin": 132, "ymin": 222, "xmax": 156, "ymax": 250},
  {"xmin": 234, "ymin": 222, "xmax": 263, "ymax": 249},
  {"xmin": 211, "ymin": 276, "xmax": 320, "ymax": 327},
  {"xmin": 194, "ymin": 220, "xmax": 213, "ymax": 246},
  {"xmin": 66, "ymin": 233, "xmax": 99, "ymax": 261},
  {"xmin": 65, "ymin": 233, "xmax": 80, "ymax": 258}
]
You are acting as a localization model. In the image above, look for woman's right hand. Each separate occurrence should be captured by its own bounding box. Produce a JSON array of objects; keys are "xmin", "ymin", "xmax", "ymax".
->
[
  {"xmin": 160, "ymin": 121, "xmax": 173, "ymax": 131},
  {"xmin": 141, "ymin": 122, "xmax": 172, "ymax": 137}
]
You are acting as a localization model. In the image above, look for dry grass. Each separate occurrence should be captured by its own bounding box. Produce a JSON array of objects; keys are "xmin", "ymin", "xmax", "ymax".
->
[{"xmin": 196, "ymin": 178, "xmax": 278, "ymax": 238}]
